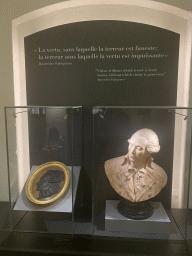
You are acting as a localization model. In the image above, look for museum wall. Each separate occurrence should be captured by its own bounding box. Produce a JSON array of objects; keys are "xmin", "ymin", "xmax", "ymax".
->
[{"xmin": 0, "ymin": 0, "xmax": 192, "ymax": 210}]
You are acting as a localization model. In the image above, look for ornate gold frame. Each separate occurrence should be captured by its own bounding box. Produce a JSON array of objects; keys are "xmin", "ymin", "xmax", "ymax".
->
[{"xmin": 25, "ymin": 161, "xmax": 70, "ymax": 205}]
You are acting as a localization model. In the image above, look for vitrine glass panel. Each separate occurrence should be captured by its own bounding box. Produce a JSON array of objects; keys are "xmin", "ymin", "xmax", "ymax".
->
[
  {"xmin": 93, "ymin": 106, "xmax": 192, "ymax": 240},
  {"xmin": 4, "ymin": 106, "xmax": 82, "ymax": 235},
  {"xmin": 187, "ymin": 136, "xmax": 192, "ymax": 251}
]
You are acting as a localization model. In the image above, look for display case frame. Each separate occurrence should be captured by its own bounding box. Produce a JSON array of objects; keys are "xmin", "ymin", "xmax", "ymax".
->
[
  {"xmin": 92, "ymin": 106, "xmax": 192, "ymax": 241},
  {"xmin": 0, "ymin": 105, "xmax": 191, "ymax": 255},
  {"xmin": 4, "ymin": 106, "xmax": 83, "ymax": 235}
]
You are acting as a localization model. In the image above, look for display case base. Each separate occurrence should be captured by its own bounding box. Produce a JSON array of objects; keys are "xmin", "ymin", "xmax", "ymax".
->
[{"xmin": 105, "ymin": 200, "xmax": 171, "ymax": 234}]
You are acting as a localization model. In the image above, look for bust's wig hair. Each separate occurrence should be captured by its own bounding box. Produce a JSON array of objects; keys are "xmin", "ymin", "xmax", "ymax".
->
[{"xmin": 128, "ymin": 128, "xmax": 160, "ymax": 154}]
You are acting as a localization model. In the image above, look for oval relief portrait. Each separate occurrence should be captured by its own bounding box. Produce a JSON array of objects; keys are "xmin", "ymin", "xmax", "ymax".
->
[{"xmin": 25, "ymin": 161, "xmax": 70, "ymax": 205}]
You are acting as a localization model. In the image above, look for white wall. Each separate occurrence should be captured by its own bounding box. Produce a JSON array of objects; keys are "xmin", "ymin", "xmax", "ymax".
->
[
  {"xmin": 0, "ymin": 0, "xmax": 69, "ymax": 201},
  {"xmin": 0, "ymin": 0, "xmax": 192, "ymax": 204}
]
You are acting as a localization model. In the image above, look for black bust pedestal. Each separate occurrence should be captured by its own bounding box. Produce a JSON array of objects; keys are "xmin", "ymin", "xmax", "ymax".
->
[{"xmin": 117, "ymin": 199, "xmax": 154, "ymax": 220}]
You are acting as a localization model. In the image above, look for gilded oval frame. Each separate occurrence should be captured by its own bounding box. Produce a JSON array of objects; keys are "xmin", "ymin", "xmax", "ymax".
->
[{"xmin": 25, "ymin": 161, "xmax": 70, "ymax": 205}]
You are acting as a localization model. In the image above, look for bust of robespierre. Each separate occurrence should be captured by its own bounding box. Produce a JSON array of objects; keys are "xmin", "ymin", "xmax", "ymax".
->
[{"xmin": 104, "ymin": 129, "xmax": 167, "ymax": 203}]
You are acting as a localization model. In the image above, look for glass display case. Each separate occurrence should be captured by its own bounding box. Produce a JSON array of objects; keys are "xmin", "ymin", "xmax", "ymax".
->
[
  {"xmin": 4, "ymin": 106, "xmax": 82, "ymax": 235},
  {"xmin": 92, "ymin": 106, "xmax": 192, "ymax": 241}
]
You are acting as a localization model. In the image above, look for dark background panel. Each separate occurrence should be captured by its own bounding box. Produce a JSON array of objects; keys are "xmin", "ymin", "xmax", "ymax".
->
[
  {"xmin": 24, "ymin": 20, "xmax": 180, "ymax": 215},
  {"xmin": 25, "ymin": 20, "xmax": 179, "ymax": 107}
]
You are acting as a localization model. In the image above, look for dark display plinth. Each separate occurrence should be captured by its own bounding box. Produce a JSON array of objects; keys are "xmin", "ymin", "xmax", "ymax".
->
[{"xmin": 117, "ymin": 199, "xmax": 154, "ymax": 220}]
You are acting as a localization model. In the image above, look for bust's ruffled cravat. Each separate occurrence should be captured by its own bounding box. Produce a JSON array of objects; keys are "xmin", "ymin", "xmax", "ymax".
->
[{"xmin": 124, "ymin": 166, "xmax": 146, "ymax": 194}]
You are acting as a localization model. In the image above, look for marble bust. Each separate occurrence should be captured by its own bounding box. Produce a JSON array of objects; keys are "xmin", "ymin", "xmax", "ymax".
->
[{"xmin": 105, "ymin": 129, "xmax": 167, "ymax": 203}]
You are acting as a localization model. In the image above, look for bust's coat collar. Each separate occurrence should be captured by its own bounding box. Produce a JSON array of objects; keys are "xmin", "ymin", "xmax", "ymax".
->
[{"xmin": 117, "ymin": 154, "xmax": 156, "ymax": 202}]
